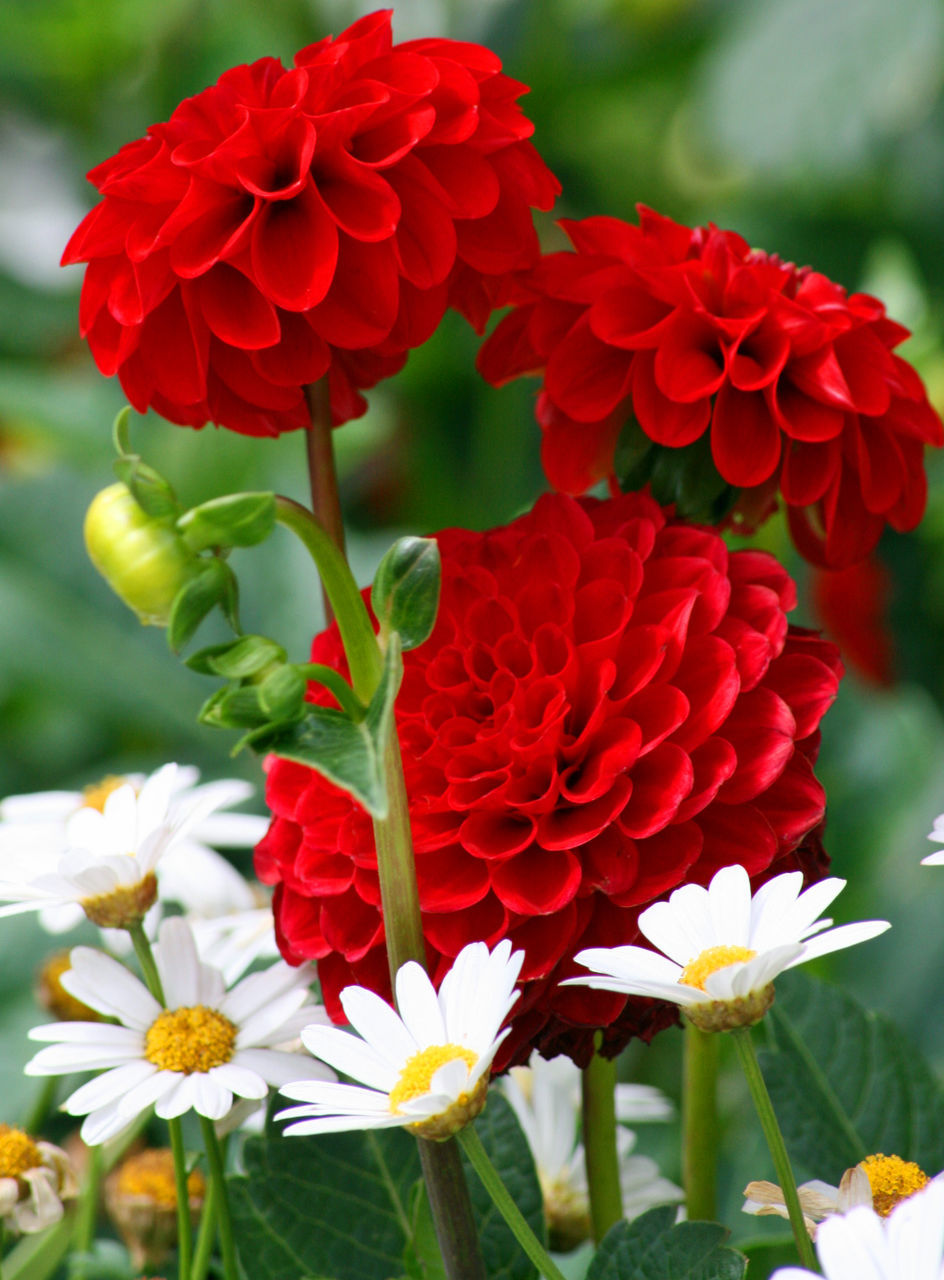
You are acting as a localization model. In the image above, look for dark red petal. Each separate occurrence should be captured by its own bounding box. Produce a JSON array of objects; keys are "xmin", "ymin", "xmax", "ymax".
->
[
  {"xmin": 415, "ymin": 845, "xmax": 490, "ymax": 909},
  {"xmin": 491, "ymin": 846, "xmax": 582, "ymax": 914},
  {"xmin": 654, "ymin": 314, "xmax": 727, "ymax": 403},
  {"xmin": 545, "ymin": 317, "xmax": 634, "ymax": 423},
  {"xmin": 308, "ymin": 236, "xmax": 399, "ymax": 348},
  {"xmin": 250, "ymin": 313, "xmax": 330, "ymax": 387},
  {"xmin": 617, "ymin": 742, "xmax": 694, "ymax": 838},
  {"xmin": 632, "ymin": 351, "xmax": 711, "ymax": 447},
  {"xmin": 196, "ymin": 263, "xmax": 281, "ymax": 349},
  {"xmin": 314, "ymin": 150, "xmax": 401, "ymax": 241},
  {"xmin": 250, "ymin": 179, "xmax": 339, "ymax": 310},
  {"xmin": 710, "ymin": 384, "xmax": 782, "ymax": 487}
]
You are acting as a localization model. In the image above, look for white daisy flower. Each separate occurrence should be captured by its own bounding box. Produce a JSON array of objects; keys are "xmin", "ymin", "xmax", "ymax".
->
[
  {"xmin": 24, "ymin": 917, "xmax": 332, "ymax": 1145},
  {"xmin": 277, "ymin": 940, "xmax": 523, "ymax": 1142},
  {"xmin": 745, "ymin": 1155, "xmax": 937, "ymax": 1238},
  {"xmin": 770, "ymin": 1176, "xmax": 944, "ymax": 1280},
  {"xmin": 922, "ymin": 813, "xmax": 944, "ymax": 865},
  {"xmin": 0, "ymin": 1126, "xmax": 77, "ymax": 1234},
  {"xmin": 0, "ymin": 763, "xmax": 266, "ymax": 931},
  {"xmin": 501, "ymin": 1055, "xmax": 681, "ymax": 1251},
  {"xmin": 188, "ymin": 904, "xmax": 280, "ymax": 985},
  {"xmin": 566, "ymin": 865, "xmax": 890, "ymax": 1032}
]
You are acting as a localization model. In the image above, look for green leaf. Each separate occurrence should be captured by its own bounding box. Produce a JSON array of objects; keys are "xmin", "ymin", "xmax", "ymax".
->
[
  {"xmin": 372, "ymin": 536, "xmax": 442, "ymax": 651},
  {"xmin": 758, "ymin": 970, "xmax": 944, "ymax": 1180},
  {"xmin": 178, "ymin": 491, "xmax": 277, "ymax": 551},
  {"xmin": 586, "ymin": 1207, "xmax": 746, "ymax": 1280},
  {"xmin": 460, "ymin": 1093, "xmax": 546, "ymax": 1280},
  {"xmin": 113, "ymin": 454, "xmax": 179, "ymax": 521},
  {"xmin": 228, "ymin": 1125, "xmax": 422, "ymax": 1280},
  {"xmin": 614, "ymin": 416, "xmax": 657, "ymax": 494},
  {"xmin": 166, "ymin": 558, "xmax": 230, "ymax": 653},
  {"xmin": 186, "ymin": 634, "xmax": 287, "ymax": 678},
  {"xmin": 264, "ymin": 635, "xmax": 403, "ymax": 817}
]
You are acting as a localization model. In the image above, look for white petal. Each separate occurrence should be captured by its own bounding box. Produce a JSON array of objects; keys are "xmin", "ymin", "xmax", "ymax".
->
[
  {"xmin": 791, "ymin": 920, "xmax": 891, "ymax": 967},
  {"xmin": 280, "ymin": 1114, "xmax": 405, "ymax": 1137},
  {"xmin": 395, "ymin": 962, "xmax": 447, "ymax": 1048},
  {"xmin": 61, "ymin": 949, "xmax": 159, "ymax": 1027},
  {"xmin": 340, "ymin": 986, "xmax": 416, "ymax": 1065},
  {"xmin": 232, "ymin": 1047, "xmax": 333, "ymax": 1087},
  {"xmin": 574, "ymin": 945, "xmax": 684, "ymax": 988},
  {"xmin": 115, "ymin": 1069, "xmax": 181, "ymax": 1119},
  {"xmin": 192, "ymin": 1071, "xmax": 233, "ymax": 1120},
  {"xmin": 209, "ymin": 1062, "xmax": 268, "ymax": 1100},
  {"xmin": 300, "ymin": 1025, "xmax": 398, "ymax": 1092},
  {"xmin": 61, "ymin": 1061, "xmax": 157, "ymax": 1114},
  {"xmin": 277, "ymin": 1080, "xmax": 392, "ymax": 1112},
  {"xmin": 80, "ymin": 1103, "xmax": 137, "ymax": 1147},
  {"xmin": 814, "ymin": 1205, "xmax": 889, "ymax": 1280},
  {"xmin": 155, "ymin": 1073, "xmax": 201, "ymax": 1120},
  {"xmin": 637, "ymin": 882, "xmax": 717, "ymax": 964},
  {"xmin": 707, "ymin": 865, "xmax": 752, "ymax": 947}
]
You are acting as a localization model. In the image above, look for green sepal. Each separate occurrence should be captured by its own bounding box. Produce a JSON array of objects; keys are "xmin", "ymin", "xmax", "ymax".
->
[
  {"xmin": 113, "ymin": 455, "xmax": 179, "ymax": 523},
  {"xmin": 614, "ymin": 416, "xmax": 741, "ymax": 524},
  {"xmin": 186, "ymin": 635, "xmax": 287, "ymax": 679},
  {"xmin": 262, "ymin": 634, "xmax": 403, "ymax": 817},
  {"xmin": 371, "ymin": 536, "xmax": 442, "ymax": 651},
  {"xmin": 178, "ymin": 492, "xmax": 277, "ymax": 552},
  {"xmin": 112, "ymin": 405, "xmax": 133, "ymax": 458},
  {"xmin": 166, "ymin": 558, "xmax": 232, "ymax": 653}
]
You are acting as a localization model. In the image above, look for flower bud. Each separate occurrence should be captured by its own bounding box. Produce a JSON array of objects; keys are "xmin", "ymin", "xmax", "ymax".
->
[
  {"xmin": 84, "ymin": 483, "xmax": 200, "ymax": 626},
  {"xmin": 105, "ymin": 1148, "xmax": 205, "ymax": 1269}
]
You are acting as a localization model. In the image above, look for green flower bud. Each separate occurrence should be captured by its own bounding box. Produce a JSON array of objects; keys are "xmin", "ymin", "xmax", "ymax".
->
[{"xmin": 84, "ymin": 483, "xmax": 200, "ymax": 626}]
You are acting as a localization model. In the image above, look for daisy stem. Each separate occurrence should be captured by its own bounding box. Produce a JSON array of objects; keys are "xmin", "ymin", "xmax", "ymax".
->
[
  {"xmin": 198, "ymin": 1116, "xmax": 238, "ymax": 1280},
  {"xmin": 683, "ymin": 1022, "xmax": 718, "ymax": 1221},
  {"xmin": 581, "ymin": 1045, "xmax": 622, "ymax": 1242},
  {"xmin": 730, "ymin": 1025, "xmax": 817, "ymax": 1272},
  {"xmin": 190, "ymin": 1172, "xmax": 218, "ymax": 1280},
  {"xmin": 458, "ymin": 1126, "xmax": 568, "ymax": 1280},
  {"xmin": 22, "ymin": 1075, "xmax": 58, "ymax": 1136},
  {"xmin": 70, "ymin": 1142, "xmax": 102, "ymax": 1271},
  {"xmin": 168, "ymin": 1119, "xmax": 194, "ymax": 1280},
  {"xmin": 129, "ymin": 920, "xmax": 166, "ymax": 1005},
  {"xmin": 417, "ymin": 1141, "xmax": 488, "ymax": 1280}
]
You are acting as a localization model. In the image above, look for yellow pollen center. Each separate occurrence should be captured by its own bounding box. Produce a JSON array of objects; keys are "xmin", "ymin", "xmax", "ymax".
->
[
  {"xmin": 862, "ymin": 1153, "xmax": 928, "ymax": 1216},
  {"xmin": 0, "ymin": 1125, "xmax": 41, "ymax": 1178},
  {"xmin": 388, "ymin": 1044, "xmax": 477, "ymax": 1113},
  {"xmin": 144, "ymin": 1006, "xmax": 236, "ymax": 1074},
  {"xmin": 114, "ymin": 1149, "xmax": 205, "ymax": 1207},
  {"xmin": 81, "ymin": 775, "xmax": 129, "ymax": 813},
  {"xmin": 679, "ymin": 945, "xmax": 757, "ymax": 992}
]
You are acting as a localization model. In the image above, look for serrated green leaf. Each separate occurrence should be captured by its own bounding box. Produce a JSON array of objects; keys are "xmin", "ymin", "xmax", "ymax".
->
[
  {"xmin": 166, "ymin": 558, "xmax": 228, "ymax": 653},
  {"xmin": 372, "ymin": 536, "xmax": 442, "ymax": 651},
  {"xmin": 186, "ymin": 634, "xmax": 287, "ymax": 678},
  {"xmin": 178, "ymin": 491, "xmax": 276, "ymax": 551},
  {"xmin": 228, "ymin": 1125, "xmax": 422, "ymax": 1280},
  {"xmin": 265, "ymin": 634, "xmax": 402, "ymax": 817},
  {"xmin": 586, "ymin": 1207, "xmax": 746, "ymax": 1280},
  {"xmin": 759, "ymin": 970, "xmax": 944, "ymax": 1180}
]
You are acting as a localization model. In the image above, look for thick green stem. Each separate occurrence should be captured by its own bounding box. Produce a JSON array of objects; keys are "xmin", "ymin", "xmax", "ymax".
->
[
  {"xmin": 581, "ymin": 1048, "xmax": 622, "ymax": 1242},
  {"xmin": 198, "ymin": 1117, "xmax": 238, "ymax": 1280},
  {"xmin": 305, "ymin": 380, "xmax": 346, "ymax": 557},
  {"xmin": 70, "ymin": 1142, "xmax": 102, "ymax": 1276},
  {"xmin": 683, "ymin": 1022, "xmax": 718, "ymax": 1221},
  {"xmin": 273, "ymin": 496, "xmax": 381, "ymax": 701},
  {"xmin": 417, "ymin": 1141, "xmax": 488, "ymax": 1280},
  {"xmin": 731, "ymin": 1026, "xmax": 818, "ymax": 1272},
  {"xmin": 373, "ymin": 729, "xmax": 427, "ymax": 975},
  {"xmin": 458, "ymin": 1127, "xmax": 568, "ymax": 1280}
]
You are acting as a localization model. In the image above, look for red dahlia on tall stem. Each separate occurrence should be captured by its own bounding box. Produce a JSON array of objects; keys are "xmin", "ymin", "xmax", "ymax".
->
[
  {"xmin": 255, "ymin": 492, "xmax": 842, "ymax": 1067},
  {"xmin": 478, "ymin": 206, "xmax": 942, "ymax": 569},
  {"xmin": 63, "ymin": 9, "xmax": 559, "ymax": 436}
]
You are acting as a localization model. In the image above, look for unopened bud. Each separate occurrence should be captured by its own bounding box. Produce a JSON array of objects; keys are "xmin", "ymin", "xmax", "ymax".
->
[{"xmin": 84, "ymin": 483, "xmax": 200, "ymax": 626}]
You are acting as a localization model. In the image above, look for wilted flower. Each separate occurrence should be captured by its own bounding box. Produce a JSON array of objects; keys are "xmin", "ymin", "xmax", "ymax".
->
[
  {"xmin": 478, "ymin": 206, "xmax": 942, "ymax": 568},
  {"xmin": 0, "ymin": 1125, "xmax": 77, "ymax": 1235},
  {"xmin": 63, "ymin": 9, "xmax": 558, "ymax": 436},
  {"xmin": 257, "ymin": 491, "xmax": 842, "ymax": 1065},
  {"xmin": 105, "ymin": 1148, "xmax": 205, "ymax": 1269}
]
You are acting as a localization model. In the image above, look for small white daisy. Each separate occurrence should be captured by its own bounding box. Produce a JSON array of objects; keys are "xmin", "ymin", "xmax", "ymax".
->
[
  {"xmin": 0, "ymin": 763, "xmax": 266, "ymax": 931},
  {"xmin": 770, "ymin": 1177, "xmax": 944, "ymax": 1280},
  {"xmin": 277, "ymin": 940, "xmax": 523, "ymax": 1142},
  {"xmin": 501, "ymin": 1055, "xmax": 681, "ymax": 1250},
  {"xmin": 566, "ymin": 865, "xmax": 890, "ymax": 1031},
  {"xmin": 0, "ymin": 1126, "xmax": 77, "ymax": 1235},
  {"xmin": 24, "ymin": 917, "xmax": 332, "ymax": 1145},
  {"xmin": 922, "ymin": 813, "xmax": 944, "ymax": 865},
  {"xmin": 188, "ymin": 904, "xmax": 279, "ymax": 985},
  {"xmin": 745, "ymin": 1155, "xmax": 937, "ymax": 1238}
]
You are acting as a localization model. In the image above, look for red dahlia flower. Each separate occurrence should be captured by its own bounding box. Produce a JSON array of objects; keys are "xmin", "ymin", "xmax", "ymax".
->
[
  {"xmin": 478, "ymin": 206, "xmax": 942, "ymax": 568},
  {"xmin": 255, "ymin": 491, "xmax": 842, "ymax": 1067},
  {"xmin": 811, "ymin": 555, "xmax": 895, "ymax": 688},
  {"xmin": 63, "ymin": 9, "xmax": 559, "ymax": 436}
]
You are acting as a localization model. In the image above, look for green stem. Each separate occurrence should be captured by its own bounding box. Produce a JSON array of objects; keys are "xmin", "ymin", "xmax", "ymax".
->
[
  {"xmin": 273, "ymin": 495, "xmax": 382, "ymax": 701},
  {"xmin": 190, "ymin": 1170, "xmax": 219, "ymax": 1280},
  {"xmin": 22, "ymin": 1075, "xmax": 58, "ymax": 1136},
  {"xmin": 581, "ymin": 1048, "xmax": 622, "ymax": 1242},
  {"xmin": 70, "ymin": 1143, "xmax": 102, "ymax": 1275},
  {"xmin": 417, "ymin": 1141, "xmax": 487, "ymax": 1280},
  {"xmin": 683, "ymin": 1022, "xmax": 718, "ymax": 1221},
  {"xmin": 373, "ymin": 729, "xmax": 427, "ymax": 975},
  {"xmin": 129, "ymin": 920, "xmax": 165, "ymax": 1005},
  {"xmin": 296, "ymin": 663, "xmax": 366, "ymax": 719},
  {"xmin": 167, "ymin": 1119, "xmax": 193, "ymax": 1280},
  {"xmin": 304, "ymin": 379, "xmax": 346, "ymax": 557},
  {"xmin": 730, "ymin": 1026, "xmax": 818, "ymax": 1272},
  {"xmin": 198, "ymin": 1116, "xmax": 238, "ymax": 1280},
  {"xmin": 458, "ymin": 1127, "xmax": 568, "ymax": 1280}
]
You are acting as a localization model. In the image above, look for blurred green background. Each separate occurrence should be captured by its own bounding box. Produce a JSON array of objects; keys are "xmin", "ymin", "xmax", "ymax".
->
[{"xmin": 3, "ymin": 0, "xmax": 944, "ymax": 1249}]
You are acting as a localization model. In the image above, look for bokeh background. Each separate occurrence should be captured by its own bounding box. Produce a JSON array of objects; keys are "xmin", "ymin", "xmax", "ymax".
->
[{"xmin": 3, "ymin": 0, "xmax": 944, "ymax": 1249}]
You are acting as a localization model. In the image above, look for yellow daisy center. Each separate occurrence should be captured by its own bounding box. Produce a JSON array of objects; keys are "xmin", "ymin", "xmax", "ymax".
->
[
  {"xmin": 113, "ymin": 1149, "xmax": 205, "ymax": 1207},
  {"xmin": 144, "ymin": 1006, "xmax": 237, "ymax": 1074},
  {"xmin": 81, "ymin": 775, "xmax": 129, "ymax": 813},
  {"xmin": 0, "ymin": 1125, "xmax": 41, "ymax": 1178},
  {"xmin": 679, "ymin": 945, "xmax": 757, "ymax": 991},
  {"xmin": 388, "ymin": 1044, "xmax": 478, "ymax": 1113},
  {"xmin": 37, "ymin": 951, "xmax": 101, "ymax": 1022},
  {"xmin": 862, "ymin": 1153, "xmax": 928, "ymax": 1216}
]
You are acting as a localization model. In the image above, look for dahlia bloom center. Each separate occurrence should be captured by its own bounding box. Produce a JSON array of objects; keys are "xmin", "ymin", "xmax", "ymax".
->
[
  {"xmin": 679, "ymin": 945, "xmax": 757, "ymax": 991},
  {"xmin": 388, "ymin": 1044, "xmax": 477, "ymax": 1113},
  {"xmin": 144, "ymin": 1007, "xmax": 236, "ymax": 1073},
  {"xmin": 0, "ymin": 1126, "xmax": 42, "ymax": 1179},
  {"xmin": 862, "ymin": 1154, "xmax": 928, "ymax": 1216},
  {"xmin": 81, "ymin": 775, "xmax": 129, "ymax": 813},
  {"xmin": 81, "ymin": 872, "xmax": 158, "ymax": 929}
]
